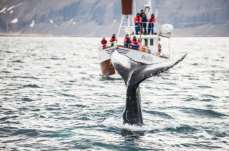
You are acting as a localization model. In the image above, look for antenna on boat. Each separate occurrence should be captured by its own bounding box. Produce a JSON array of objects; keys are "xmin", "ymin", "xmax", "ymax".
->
[{"xmin": 144, "ymin": 0, "xmax": 152, "ymax": 18}]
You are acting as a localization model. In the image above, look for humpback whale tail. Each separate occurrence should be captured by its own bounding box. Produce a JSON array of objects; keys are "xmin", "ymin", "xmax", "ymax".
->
[
  {"xmin": 111, "ymin": 51, "xmax": 187, "ymax": 87},
  {"xmin": 111, "ymin": 51, "xmax": 187, "ymax": 125}
]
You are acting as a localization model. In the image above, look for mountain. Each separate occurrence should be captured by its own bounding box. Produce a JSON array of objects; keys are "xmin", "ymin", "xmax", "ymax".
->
[{"xmin": 0, "ymin": 0, "xmax": 229, "ymax": 36}]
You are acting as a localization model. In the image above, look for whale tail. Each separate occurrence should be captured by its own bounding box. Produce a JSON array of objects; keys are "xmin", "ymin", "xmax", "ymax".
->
[
  {"xmin": 111, "ymin": 51, "xmax": 187, "ymax": 87},
  {"xmin": 111, "ymin": 51, "xmax": 187, "ymax": 125}
]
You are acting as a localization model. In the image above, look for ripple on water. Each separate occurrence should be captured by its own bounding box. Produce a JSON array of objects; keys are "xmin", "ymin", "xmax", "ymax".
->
[
  {"xmin": 12, "ymin": 128, "xmax": 40, "ymax": 137},
  {"xmin": 165, "ymin": 124, "xmax": 198, "ymax": 134},
  {"xmin": 181, "ymin": 142, "xmax": 222, "ymax": 150},
  {"xmin": 201, "ymin": 94, "xmax": 219, "ymax": 99},
  {"xmin": 11, "ymin": 60, "xmax": 24, "ymax": 63},
  {"xmin": 21, "ymin": 97, "xmax": 34, "ymax": 102},
  {"xmin": 180, "ymin": 107, "xmax": 227, "ymax": 118},
  {"xmin": 21, "ymin": 84, "xmax": 41, "ymax": 89},
  {"xmin": 0, "ymin": 115, "xmax": 18, "ymax": 123},
  {"xmin": 144, "ymin": 110, "xmax": 174, "ymax": 119},
  {"xmin": 12, "ymin": 76, "xmax": 39, "ymax": 80},
  {"xmin": 0, "ymin": 127, "xmax": 19, "ymax": 137}
]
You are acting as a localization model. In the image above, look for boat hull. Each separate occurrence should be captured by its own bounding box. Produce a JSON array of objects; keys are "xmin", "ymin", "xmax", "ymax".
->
[
  {"xmin": 99, "ymin": 46, "xmax": 166, "ymax": 65},
  {"xmin": 98, "ymin": 46, "xmax": 169, "ymax": 76},
  {"xmin": 100, "ymin": 59, "xmax": 115, "ymax": 76}
]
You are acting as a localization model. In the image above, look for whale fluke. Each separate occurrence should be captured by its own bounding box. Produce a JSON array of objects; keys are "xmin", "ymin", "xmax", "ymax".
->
[
  {"xmin": 111, "ymin": 51, "xmax": 187, "ymax": 125},
  {"xmin": 128, "ymin": 53, "xmax": 187, "ymax": 87}
]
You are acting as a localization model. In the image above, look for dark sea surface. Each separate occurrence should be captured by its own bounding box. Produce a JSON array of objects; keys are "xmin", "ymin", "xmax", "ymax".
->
[{"xmin": 0, "ymin": 37, "xmax": 229, "ymax": 151}]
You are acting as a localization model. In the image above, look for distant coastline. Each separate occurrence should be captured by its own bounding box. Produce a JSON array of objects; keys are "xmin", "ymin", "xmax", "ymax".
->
[
  {"xmin": 0, "ymin": 32, "xmax": 228, "ymax": 38},
  {"xmin": 0, "ymin": 33, "xmax": 53, "ymax": 37}
]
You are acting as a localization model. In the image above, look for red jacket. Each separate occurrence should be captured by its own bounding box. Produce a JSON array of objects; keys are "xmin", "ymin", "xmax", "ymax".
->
[
  {"xmin": 101, "ymin": 38, "xmax": 107, "ymax": 48},
  {"xmin": 110, "ymin": 37, "xmax": 117, "ymax": 42},
  {"xmin": 124, "ymin": 37, "xmax": 131, "ymax": 43},
  {"xmin": 149, "ymin": 16, "xmax": 156, "ymax": 23},
  {"xmin": 131, "ymin": 39, "xmax": 139, "ymax": 46},
  {"xmin": 134, "ymin": 16, "xmax": 142, "ymax": 24}
]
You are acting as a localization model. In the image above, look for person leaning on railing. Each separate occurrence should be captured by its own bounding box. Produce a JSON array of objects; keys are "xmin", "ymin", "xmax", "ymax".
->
[
  {"xmin": 134, "ymin": 13, "xmax": 142, "ymax": 35},
  {"xmin": 110, "ymin": 34, "xmax": 118, "ymax": 47},
  {"xmin": 130, "ymin": 36, "xmax": 140, "ymax": 50},
  {"xmin": 101, "ymin": 37, "xmax": 107, "ymax": 49},
  {"xmin": 124, "ymin": 34, "xmax": 131, "ymax": 48},
  {"xmin": 148, "ymin": 13, "xmax": 156, "ymax": 35}
]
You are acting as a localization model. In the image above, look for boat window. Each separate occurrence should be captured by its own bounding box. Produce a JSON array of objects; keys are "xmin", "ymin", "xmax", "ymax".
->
[
  {"xmin": 144, "ymin": 39, "xmax": 148, "ymax": 46},
  {"xmin": 150, "ymin": 39, "xmax": 154, "ymax": 46}
]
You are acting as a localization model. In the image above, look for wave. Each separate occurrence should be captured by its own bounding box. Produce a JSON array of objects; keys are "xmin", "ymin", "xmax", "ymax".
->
[
  {"xmin": 12, "ymin": 60, "xmax": 24, "ymax": 63},
  {"xmin": 21, "ymin": 84, "xmax": 41, "ymax": 88},
  {"xmin": 180, "ymin": 107, "xmax": 227, "ymax": 118},
  {"xmin": 165, "ymin": 124, "xmax": 198, "ymax": 134},
  {"xmin": 144, "ymin": 110, "xmax": 174, "ymax": 119},
  {"xmin": 21, "ymin": 97, "xmax": 34, "ymax": 102},
  {"xmin": 2, "ymin": 76, "xmax": 39, "ymax": 80}
]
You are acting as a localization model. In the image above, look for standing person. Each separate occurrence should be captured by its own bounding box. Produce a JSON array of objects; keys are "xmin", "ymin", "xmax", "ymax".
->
[
  {"xmin": 134, "ymin": 13, "xmax": 142, "ymax": 35},
  {"xmin": 101, "ymin": 37, "xmax": 107, "ymax": 49},
  {"xmin": 124, "ymin": 34, "xmax": 131, "ymax": 48},
  {"xmin": 140, "ymin": 9, "xmax": 145, "ymax": 18},
  {"xmin": 140, "ymin": 9, "xmax": 147, "ymax": 34},
  {"xmin": 110, "ymin": 34, "xmax": 117, "ymax": 47},
  {"xmin": 148, "ymin": 13, "xmax": 156, "ymax": 35},
  {"xmin": 141, "ymin": 13, "xmax": 148, "ymax": 34}
]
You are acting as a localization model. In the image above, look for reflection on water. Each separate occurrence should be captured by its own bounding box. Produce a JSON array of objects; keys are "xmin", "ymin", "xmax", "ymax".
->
[{"xmin": 0, "ymin": 37, "xmax": 229, "ymax": 150}]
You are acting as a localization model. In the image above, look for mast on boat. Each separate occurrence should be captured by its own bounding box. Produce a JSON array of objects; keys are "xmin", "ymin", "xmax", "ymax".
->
[{"xmin": 118, "ymin": 0, "xmax": 134, "ymax": 37}]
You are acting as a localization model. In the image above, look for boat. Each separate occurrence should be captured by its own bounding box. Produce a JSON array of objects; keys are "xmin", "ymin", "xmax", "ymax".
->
[{"xmin": 98, "ymin": 0, "xmax": 174, "ymax": 76}]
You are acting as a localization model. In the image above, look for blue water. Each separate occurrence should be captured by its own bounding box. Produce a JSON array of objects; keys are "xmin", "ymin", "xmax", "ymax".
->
[{"xmin": 0, "ymin": 37, "xmax": 229, "ymax": 150}]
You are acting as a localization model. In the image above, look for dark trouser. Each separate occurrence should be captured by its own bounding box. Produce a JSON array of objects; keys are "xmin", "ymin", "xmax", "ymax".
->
[
  {"xmin": 124, "ymin": 42, "xmax": 130, "ymax": 48},
  {"xmin": 135, "ymin": 23, "xmax": 141, "ymax": 35},
  {"xmin": 142, "ymin": 23, "xmax": 147, "ymax": 34},
  {"xmin": 131, "ymin": 44, "xmax": 139, "ymax": 50},
  {"xmin": 148, "ymin": 23, "xmax": 154, "ymax": 34}
]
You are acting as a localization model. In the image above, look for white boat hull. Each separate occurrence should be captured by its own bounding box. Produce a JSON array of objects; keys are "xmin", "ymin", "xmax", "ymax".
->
[{"xmin": 98, "ymin": 46, "xmax": 166, "ymax": 65}]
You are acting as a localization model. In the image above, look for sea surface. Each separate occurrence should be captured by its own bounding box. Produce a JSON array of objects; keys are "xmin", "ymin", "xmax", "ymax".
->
[{"xmin": 0, "ymin": 37, "xmax": 229, "ymax": 151}]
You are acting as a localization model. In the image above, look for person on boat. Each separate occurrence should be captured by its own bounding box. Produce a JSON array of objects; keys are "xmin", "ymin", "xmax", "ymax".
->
[
  {"xmin": 140, "ymin": 9, "xmax": 147, "ymax": 34},
  {"xmin": 101, "ymin": 37, "xmax": 107, "ymax": 49},
  {"xmin": 140, "ymin": 9, "xmax": 145, "ymax": 17},
  {"xmin": 124, "ymin": 34, "xmax": 131, "ymax": 48},
  {"xmin": 141, "ymin": 13, "xmax": 148, "ymax": 35},
  {"xmin": 110, "ymin": 34, "xmax": 117, "ymax": 47},
  {"xmin": 157, "ymin": 42, "xmax": 162, "ymax": 56},
  {"xmin": 148, "ymin": 13, "xmax": 156, "ymax": 35},
  {"xmin": 131, "ymin": 36, "xmax": 140, "ymax": 50},
  {"xmin": 134, "ymin": 13, "xmax": 142, "ymax": 35}
]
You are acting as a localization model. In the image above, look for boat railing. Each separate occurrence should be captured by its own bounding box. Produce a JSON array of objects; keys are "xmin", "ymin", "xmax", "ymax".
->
[{"xmin": 119, "ymin": 22, "xmax": 159, "ymax": 36}]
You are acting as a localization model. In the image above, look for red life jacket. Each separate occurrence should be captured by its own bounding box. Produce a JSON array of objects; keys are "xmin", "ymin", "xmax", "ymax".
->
[
  {"xmin": 101, "ymin": 38, "xmax": 107, "ymax": 49},
  {"xmin": 149, "ymin": 16, "xmax": 156, "ymax": 23},
  {"xmin": 124, "ymin": 37, "xmax": 131, "ymax": 43},
  {"xmin": 134, "ymin": 16, "xmax": 142, "ymax": 24},
  {"xmin": 131, "ymin": 39, "xmax": 139, "ymax": 46},
  {"xmin": 110, "ymin": 37, "xmax": 117, "ymax": 43}
]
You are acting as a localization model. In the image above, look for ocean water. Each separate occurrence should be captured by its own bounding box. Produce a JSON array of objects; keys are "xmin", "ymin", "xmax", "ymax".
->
[{"xmin": 0, "ymin": 37, "xmax": 229, "ymax": 151}]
